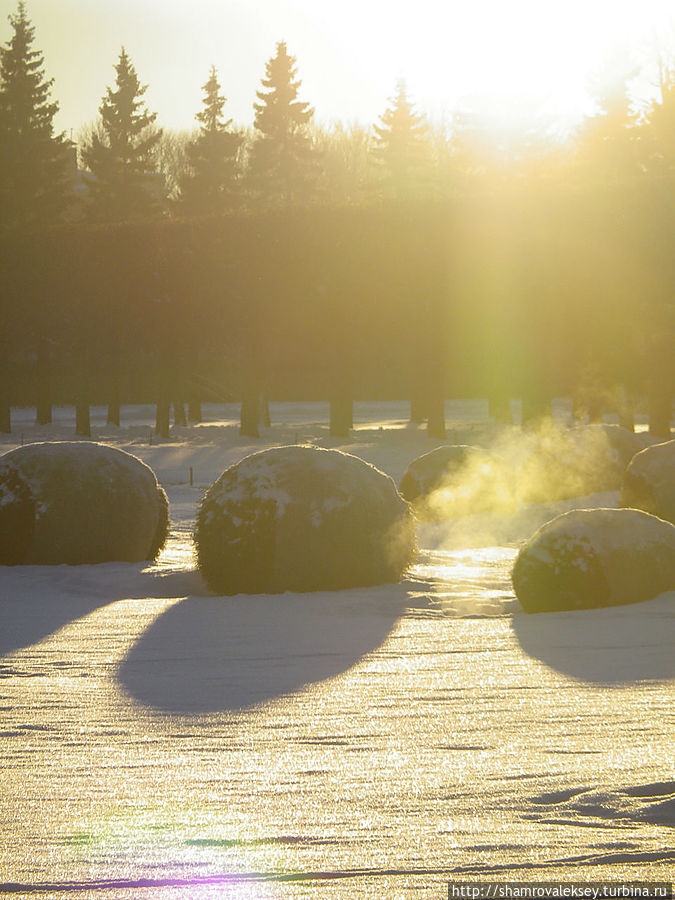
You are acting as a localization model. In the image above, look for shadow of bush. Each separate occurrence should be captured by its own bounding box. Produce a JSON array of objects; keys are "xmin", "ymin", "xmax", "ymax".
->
[
  {"xmin": 511, "ymin": 593, "xmax": 675, "ymax": 683},
  {"xmin": 118, "ymin": 587, "xmax": 408, "ymax": 713}
]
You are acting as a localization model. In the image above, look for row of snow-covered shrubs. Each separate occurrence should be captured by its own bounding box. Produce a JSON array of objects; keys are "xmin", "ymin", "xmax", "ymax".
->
[
  {"xmin": 0, "ymin": 442, "xmax": 417, "ymax": 593},
  {"xmin": 1, "ymin": 433, "xmax": 674, "ymax": 614}
]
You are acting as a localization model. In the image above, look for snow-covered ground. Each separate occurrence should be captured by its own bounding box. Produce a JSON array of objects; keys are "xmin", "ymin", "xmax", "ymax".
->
[{"xmin": 0, "ymin": 402, "xmax": 673, "ymax": 898}]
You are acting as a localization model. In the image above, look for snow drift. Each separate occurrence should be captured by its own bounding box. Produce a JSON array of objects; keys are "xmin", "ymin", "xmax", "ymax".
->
[
  {"xmin": 195, "ymin": 445, "xmax": 416, "ymax": 594},
  {"xmin": 512, "ymin": 507, "xmax": 675, "ymax": 613},
  {"xmin": 518, "ymin": 424, "xmax": 642, "ymax": 503},
  {"xmin": 621, "ymin": 439, "xmax": 675, "ymax": 525},
  {"xmin": 0, "ymin": 442, "xmax": 168, "ymax": 565},
  {"xmin": 398, "ymin": 445, "xmax": 515, "ymax": 520}
]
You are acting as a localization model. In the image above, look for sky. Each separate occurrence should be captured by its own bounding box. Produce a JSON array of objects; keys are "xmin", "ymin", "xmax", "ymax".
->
[{"xmin": 3, "ymin": 0, "xmax": 675, "ymax": 140}]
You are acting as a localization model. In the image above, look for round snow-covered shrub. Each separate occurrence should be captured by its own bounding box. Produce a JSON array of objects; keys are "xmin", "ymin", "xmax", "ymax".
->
[
  {"xmin": 512, "ymin": 508, "xmax": 675, "ymax": 613},
  {"xmin": 0, "ymin": 463, "xmax": 36, "ymax": 565},
  {"xmin": 518, "ymin": 424, "xmax": 642, "ymax": 503},
  {"xmin": 398, "ymin": 445, "xmax": 515, "ymax": 520},
  {"xmin": 0, "ymin": 442, "xmax": 168, "ymax": 565},
  {"xmin": 195, "ymin": 446, "xmax": 416, "ymax": 594},
  {"xmin": 621, "ymin": 440, "xmax": 675, "ymax": 525}
]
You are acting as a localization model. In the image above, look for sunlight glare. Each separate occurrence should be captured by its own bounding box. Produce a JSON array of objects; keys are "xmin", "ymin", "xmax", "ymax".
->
[
  {"xmin": 18, "ymin": 0, "xmax": 675, "ymax": 135},
  {"xmin": 146, "ymin": 532, "xmax": 196, "ymax": 573},
  {"xmin": 411, "ymin": 547, "xmax": 518, "ymax": 616},
  {"xmin": 326, "ymin": 0, "xmax": 675, "ymax": 130}
]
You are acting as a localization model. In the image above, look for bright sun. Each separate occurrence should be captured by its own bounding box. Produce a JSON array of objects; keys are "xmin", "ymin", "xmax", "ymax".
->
[
  {"xmin": 314, "ymin": 0, "xmax": 675, "ymax": 130},
  {"xmin": 13, "ymin": 0, "xmax": 675, "ymax": 136}
]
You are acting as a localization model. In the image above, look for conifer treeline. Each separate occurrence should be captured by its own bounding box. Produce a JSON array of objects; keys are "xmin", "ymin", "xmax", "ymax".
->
[
  {"xmin": 0, "ymin": 3, "xmax": 673, "ymax": 437},
  {"xmin": 3, "ymin": 1, "xmax": 675, "ymax": 224}
]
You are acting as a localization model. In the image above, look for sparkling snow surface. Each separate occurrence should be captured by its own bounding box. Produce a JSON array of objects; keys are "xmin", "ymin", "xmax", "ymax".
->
[{"xmin": 0, "ymin": 402, "xmax": 673, "ymax": 898}]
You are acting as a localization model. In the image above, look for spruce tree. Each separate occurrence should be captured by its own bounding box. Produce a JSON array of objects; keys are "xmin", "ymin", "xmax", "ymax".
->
[
  {"xmin": 0, "ymin": 2, "xmax": 72, "ymax": 229},
  {"xmin": 577, "ymin": 57, "xmax": 639, "ymax": 186},
  {"xmin": 373, "ymin": 80, "xmax": 429, "ymax": 196},
  {"xmin": 642, "ymin": 60, "xmax": 675, "ymax": 179},
  {"xmin": 178, "ymin": 65, "xmax": 242, "ymax": 213},
  {"xmin": 81, "ymin": 48, "xmax": 162, "ymax": 222},
  {"xmin": 248, "ymin": 41, "xmax": 316, "ymax": 203}
]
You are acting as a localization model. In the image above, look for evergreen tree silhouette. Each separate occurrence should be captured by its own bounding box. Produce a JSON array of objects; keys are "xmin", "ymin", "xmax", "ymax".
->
[
  {"xmin": 577, "ymin": 55, "xmax": 639, "ymax": 186},
  {"xmin": 642, "ymin": 60, "xmax": 675, "ymax": 179},
  {"xmin": 0, "ymin": 1, "xmax": 72, "ymax": 229},
  {"xmin": 248, "ymin": 41, "xmax": 316, "ymax": 203},
  {"xmin": 178, "ymin": 65, "xmax": 243, "ymax": 213},
  {"xmin": 81, "ymin": 48, "xmax": 162, "ymax": 221},
  {"xmin": 373, "ymin": 79, "xmax": 429, "ymax": 196}
]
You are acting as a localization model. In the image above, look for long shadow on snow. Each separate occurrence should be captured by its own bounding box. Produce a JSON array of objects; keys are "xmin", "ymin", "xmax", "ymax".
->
[
  {"xmin": 118, "ymin": 586, "xmax": 408, "ymax": 713},
  {"xmin": 0, "ymin": 563, "xmax": 202, "ymax": 656},
  {"xmin": 511, "ymin": 593, "xmax": 675, "ymax": 683}
]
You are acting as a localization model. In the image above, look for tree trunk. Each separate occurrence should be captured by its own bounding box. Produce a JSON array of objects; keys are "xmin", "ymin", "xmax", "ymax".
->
[
  {"xmin": 107, "ymin": 401, "xmax": 121, "ymax": 427},
  {"xmin": 0, "ymin": 363, "xmax": 10, "ymax": 433},
  {"xmin": 156, "ymin": 356, "xmax": 171, "ymax": 437},
  {"xmin": 617, "ymin": 391, "xmax": 635, "ymax": 433},
  {"xmin": 240, "ymin": 383, "xmax": 260, "ymax": 438},
  {"xmin": 75, "ymin": 401, "xmax": 91, "ymax": 437},
  {"xmin": 187, "ymin": 398, "xmax": 202, "ymax": 424},
  {"xmin": 329, "ymin": 392, "xmax": 353, "ymax": 437},
  {"xmin": 426, "ymin": 393, "xmax": 446, "ymax": 440},
  {"xmin": 173, "ymin": 401, "xmax": 187, "ymax": 427},
  {"xmin": 586, "ymin": 395, "xmax": 603, "ymax": 424},
  {"xmin": 35, "ymin": 339, "xmax": 52, "ymax": 425},
  {"xmin": 155, "ymin": 401, "xmax": 170, "ymax": 438},
  {"xmin": 107, "ymin": 373, "xmax": 121, "ymax": 426},
  {"xmin": 648, "ymin": 392, "xmax": 672, "ymax": 439},
  {"xmin": 75, "ymin": 363, "xmax": 91, "ymax": 437}
]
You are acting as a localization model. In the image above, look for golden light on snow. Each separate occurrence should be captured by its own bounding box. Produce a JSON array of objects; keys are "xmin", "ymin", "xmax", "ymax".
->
[
  {"xmin": 147, "ymin": 531, "xmax": 196, "ymax": 572},
  {"xmin": 1, "ymin": 407, "xmax": 673, "ymax": 892},
  {"xmin": 1, "ymin": 552, "xmax": 673, "ymax": 892},
  {"xmin": 411, "ymin": 547, "xmax": 518, "ymax": 615}
]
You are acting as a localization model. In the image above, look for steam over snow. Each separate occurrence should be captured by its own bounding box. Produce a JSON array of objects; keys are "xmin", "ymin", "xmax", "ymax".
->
[
  {"xmin": 399, "ymin": 444, "xmax": 515, "ymax": 520},
  {"xmin": 517, "ymin": 423, "xmax": 643, "ymax": 503},
  {"xmin": 621, "ymin": 439, "xmax": 675, "ymax": 525}
]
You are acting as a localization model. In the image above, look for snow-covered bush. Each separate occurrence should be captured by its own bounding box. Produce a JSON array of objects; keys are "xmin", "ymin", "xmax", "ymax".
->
[
  {"xmin": 621, "ymin": 440, "xmax": 675, "ymax": 525},
  {"xmin": 0, "ymin": 463, "xmax": 36, "ymax": 565},
  {"xmin": 398, "ymin": 445, "xmax": 515, "ymax": 520},
  {"xmin": 518, "ymin": 424, "xmax": 642, "ymax": 503},
  {"xmin": 512, "ymin": 508, "xmax": 675, "ymax": 613},
  {"xmin": 0, "ymin": 442, "xmax": 168, "ymax": 565},
  {"xmin": 195, "ymin": 446, "xmax": 416, "ymax": 594}
]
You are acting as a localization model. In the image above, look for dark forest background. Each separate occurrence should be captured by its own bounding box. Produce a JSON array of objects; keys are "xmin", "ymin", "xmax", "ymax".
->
[{"xmin": 1, "ymin": 3, "xmax": 674, "ymax": 439}]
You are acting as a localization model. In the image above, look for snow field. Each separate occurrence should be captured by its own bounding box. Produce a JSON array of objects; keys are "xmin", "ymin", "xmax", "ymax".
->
[{"xmin": 0, "ymin": 401, "xmax": 673, "ymax": 897}]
